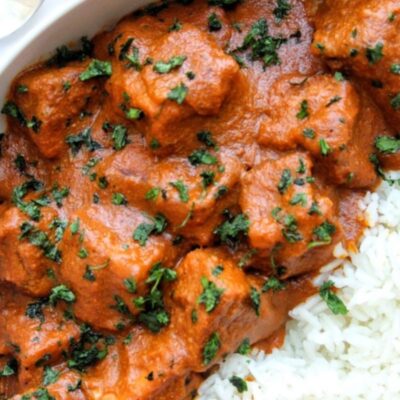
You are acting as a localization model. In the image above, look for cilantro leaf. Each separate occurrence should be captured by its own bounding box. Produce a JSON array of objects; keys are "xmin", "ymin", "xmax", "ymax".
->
[
  {"xmin": 79, "ymin": 59, "xmax": 112, "ymax": 81},
  {"xmin": 273, "ymin": 0, "xmax": 292, "ymax": 23},
  {"xmin": 236, "ymin": 338, "xmax": 251, "ymax": 355},
  {"xmin": 133, "ymin": 213, "xmax": 168, "ymax": 246},
  {"xmin": 229, "ymin": 376, "xmax": 248, "ymax": 393},
  {"xmin": 366, "ymin": 42, "xmax": 384, "ymax": 64},
  {"xmin": 319, "ymin": 280, "xmax": 348, "ymax": 315},
  {"xmin": 167, "ymin": 83, "xmax": 188, "ymax": 104},
  {"xmin": 170, "ymin": 180, "xmax": 189, "ymax": 202},
  {"xmin": 154, "ymin": 55, "xmax": 186, "ymax": 74},
  {"xmin": 296, "ymin": 99, "xmax": 309, "ymax": 120},
  {"xmin": 43, "ymin": 366, "xmax": 60, "ymax": 386},
  {"xmin": 250, "ymin": 287, "xmax": 261, "ymax": 316},
  {"xmin": 277, "ymin": 168, "xmax": 292, "ymax": 194},
  {"xmin": 214, "ymin": 213, "xmax": 249, "ymax": 247},
  {"xmin": 197, "ymin": 277, "xmax": 224, "ymax": 312},
  {"xmin": 203, "ymin": 332, "xmax": 221, "ymax": 365},
  {"xmin": 188, "ymin": 149, "xmax": 217, "ymax": 166},
  {"xmin": 49, "ymin": 285, "xmax": 76, "ymax": 306},
  {"xmin": 262, "ymin": 277, "xmax": 285, "ymax": 292},
  {"xmin": 375, "ymin": 135, "xmax": 400, "ymax": 154}
]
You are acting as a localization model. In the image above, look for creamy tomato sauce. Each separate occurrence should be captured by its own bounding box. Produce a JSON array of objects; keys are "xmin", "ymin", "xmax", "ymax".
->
[{"xmin": 1, "ymin": 0, "xmax": 399, "ymax": 398}]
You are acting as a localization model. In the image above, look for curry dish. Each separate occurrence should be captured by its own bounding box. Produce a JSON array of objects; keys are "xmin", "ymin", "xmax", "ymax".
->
[{"xmin": 1, "ymin": 0, "xmax": 400, "ymax": 399}]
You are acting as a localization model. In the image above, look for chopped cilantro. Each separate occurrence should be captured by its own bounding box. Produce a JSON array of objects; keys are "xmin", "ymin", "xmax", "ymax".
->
[
  {"xmin": 390, "ymin": 93, "xmax": 400, "ymax": 110},
  {"xmin": 375, "ymin": 135, "xmax": 400, "ymax": 154},
  {"xmin": 214, "ymin": 213, "xmax": 249, "ymax": 247},
  {"xmin": 133, "ymin": 213, "xmax": 168, "ymax": 246},
  {"xmin": 229, "ymin": 376, "xmax": 248, "ymax": 393},
  {"xmin": 197, "ymin": 277, "xmax": 224, "ymax": 313},
  {"xmin": 66, "ymin": 128, "xmax": 101, "ymax": 156},
  {"xmin": 79, "ymin": 59, "xmax": 112, "ymax": 81},
  {"xmin": 124, "ymin": 278, "xmax": 137, "ymax": 294},
  {"xmin": 112, "ymin": 192, "xmax": 127, "ymax": 206},
  {"xmin": 167, "ymin": 83, "xmax": 188, "ymax": 104},
  {"xmin": 43, "ymin": 366, "xmax": 60, "ymax": 386},
  {"xmin": 201, "ymin": 170, "xmax": 215, "ymax": 188},
  {"xmin": 0, "ymin": 363, "xmax": 15, "ymax": 377},
  {"xmin": 197, "ymin": 130, "xmax": 216, "ymax": 148},
  {"xmin": 208, "ymin": 13, "xmax": 222, "ymax": 31},
  {"xmin": 236, "ymin": 338, "xmax": 251, "ymax": 355},
  {"xmin": 277, "ymin": 168, "xmax": 292, "ymax": 194},
  {"xmin": 250, "ymin": 287, "xmax": 261, "ymax": 316},
  {"xmin": 212, "ymin": 265, "xmax": 224, "ymax": 276},
  {"xmin": 134, "ymin": 262, "xmax": 176, "ymax": 332},
  {"xmin": 273, "ymin": 0, "xmax": 292, "ymax": 23},
  {"xmin": 145, "ymin": 187, "xmax": 161, "ymax": 201},
  {"xmin": 111, "ymin": 125, "xmax": 129, "ymax": 150},
  {"xmin": 303, "ymin": 128, "xmax": 316, "ymax": 139},
  {"xmin": 203, "ymin": 332, "xmax": 221, "ymax": 365},
  {"xmin": 282, "ymin": 214, "xmax": 302, "ymax": 243},
  {"xmin": 390, "ymin": 64, "xmax": 400, "ymax": 75},
  {"xmin": 296, "ymin": 100, "xmax": 309, "ymax": 120},
  {"xmin": 289, "ymin": 193, "xmax": 307, "ymax": 206},
  {"xmin": 49, "ymin": 285, "xmax": 75, "ymax": 306},
  {"xmin": 169, "ymin": 18, "xmax": 182, "ymax": 32},
  {"xmin": 262, "ymin": 276, "xmax": 285, "ymax": 292},
  {"xmin": 326, "ymin": 95, "xmax": 342, "ymax": 107},
  {"xmin": 154, "ymin": 55, "xmax": 186, "ymax": 74},
  {"xmin": 51, "ymin": 184, "xmax": 69, "ymax": 207},
  {"xmin": 308, "ymin": 221, "xmax": 336, "ymax": 248},
  {"xmin": 366, "ymin": 42, "xmax": 384, "ymax": 64},
  {"xmin": 320, "ymin": 280, "xmax": 348, "ymax": 315},
  {"xmin": 20, "ymin": 223, "xmax": 62, "ymax": 263},
  {"xmin": 170, "ymin": 180, "xmax": 189, "ymax": 202},
  {"xmin": 188, "ymin": 149, "xmax": 217, "ymax": 166},
  {"xmin": 319, "ymin": 138, "xmax": 332, "ymax": 156}
]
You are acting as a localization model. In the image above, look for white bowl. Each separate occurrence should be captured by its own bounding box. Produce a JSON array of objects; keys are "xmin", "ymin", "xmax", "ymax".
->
[{"xmin": 0, "ymin": 0, "xmax": 153, "ymax": 131}]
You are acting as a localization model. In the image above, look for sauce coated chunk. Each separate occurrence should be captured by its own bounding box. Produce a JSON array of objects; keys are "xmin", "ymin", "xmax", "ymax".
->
[
  {"xmin": 6, "ymin": 62, "xmax": 102, "ymax": 158},
  {"xmin": 312, "ymin": 0, "xmax": 400, "ymax": 129},
  {"xmin": 240, "ymin": 153, "xmax": 342, "ymax": 277},
  {"xmin": 258, "ymin": 73, "xmax": 384, "ymax": 188},
  {"xmin": 58, "ymin": 205, "xmax": 178, "ymax": 331},
  {"xmin": 106, "ymin": 18, "xmax": 238, "ymax": 148},
  {"xmin": 99, "ymin": 144, "xmax": 242, "ymax": 244}
]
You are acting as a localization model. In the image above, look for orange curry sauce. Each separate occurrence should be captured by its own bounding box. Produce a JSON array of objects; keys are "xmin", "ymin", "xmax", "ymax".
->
[{"xmin": 1, "ymin": 0, "xmax": 399, "ymax": 398}]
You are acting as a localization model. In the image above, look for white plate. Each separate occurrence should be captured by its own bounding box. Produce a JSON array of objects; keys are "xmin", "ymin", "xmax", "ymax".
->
[{"xmin": 0, "ymin": 0, "xmax": 153, "ymax": 131}]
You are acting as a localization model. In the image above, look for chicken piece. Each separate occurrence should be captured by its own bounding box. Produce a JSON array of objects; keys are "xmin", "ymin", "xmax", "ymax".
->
[
  {"xmin": 58, "ymin": 204, "xmax": 179, "ymax": 331},
  {"xmin": 106, "ymin": 17, "xmax": 238, "ymax": 148},
  {"xmin": 11, "ymin": 370, "xmax": 85, "ymax": 400},
  {"xmin": 98, "ymin": 143, "xmax": 242, "ymax": 245},
  {"xmin": 0, "ymin": 206, "xmax": 59, "ymax": 297},
  {"xmin": 312, "ymin": 0, "xmax": 400, "ymax": 128},
  {"xmin": 4, "ymin": 61, "xmax": 102, "ymax": 158},
  {"xmin": 0, "ymin": 133, "xmax": 50, "ymax": 201},
  {"xmin": 0, "ymin": 289, "xmax": 80, "ymax": 374},
  {"xmin": 82, "ymin": 249, "xmax": 291, "ymax": 400},
  {"xmin": 258, "ymin": 73, "xmax": 385, "ymax": 188},
  {"xmin": 240, "ymin": 153, "xmax": 342, "ymax": 278}
]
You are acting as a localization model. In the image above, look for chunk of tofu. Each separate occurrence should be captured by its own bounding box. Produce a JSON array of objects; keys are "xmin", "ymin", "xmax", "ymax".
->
[
  {"xmin": 312, "ymin": 0, "xmax": 400, "ymax": 128},
  {"xmin": 240, "ymin": 153, "xmax": 342, "ymax": 278},
  {"xmin": 58, "ymin": 205, "xmax": 178, "ymax": 331},
  {"xmin": 106, "ymin": 18, "xmax": 238, "ymax": 148},
  {"xmin": 98, "ymin": 144, "xmax": 242, "ymax": 245},
  {"xmin": 0, "ymin": 207, "xmax": 57, "ymax": 296},
  {"xmin": 258, "ymin": 73, "xmax": 385, "ymax": 188},
  {"xmin": 10, "ymin": 61, "xmax": 101, "ymax": 158}
]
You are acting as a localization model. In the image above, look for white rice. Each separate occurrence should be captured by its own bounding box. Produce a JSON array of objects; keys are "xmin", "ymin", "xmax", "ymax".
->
[{"xmin": 199, "ymin": 173, "xmax": 400, "ymax": 400}]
